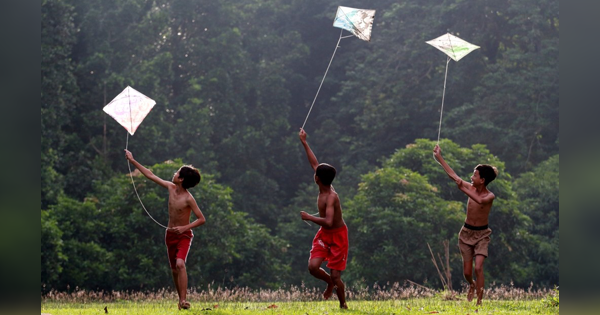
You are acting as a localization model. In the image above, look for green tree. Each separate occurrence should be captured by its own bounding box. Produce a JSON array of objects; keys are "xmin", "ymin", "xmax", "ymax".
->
[
  {"xmin": 41, "ymin": 210, "xmax": 66, "ymax": 292},
  {"xmin": 41, "ymin": 0, "xmax": 79, "ymax": 208},
  {"xmin": 44, "ymin": 196, "xmax": 114, "ymax": 291},
  {"xmin": 42, "ymin": 160, "xmax": 287, "ymax": 291},
  {"xmin": 514, "ymin": 155, "xmax": 559, "ymax": 287},
  {"xmin": 345, "ymin": 139, "xmax": 533, "ymax": 288}
]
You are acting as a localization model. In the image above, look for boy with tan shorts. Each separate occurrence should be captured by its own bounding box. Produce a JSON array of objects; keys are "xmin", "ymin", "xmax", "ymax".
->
[{"xmin": 433, "ymin": 144, "xmax": 498, "ymax": 306}]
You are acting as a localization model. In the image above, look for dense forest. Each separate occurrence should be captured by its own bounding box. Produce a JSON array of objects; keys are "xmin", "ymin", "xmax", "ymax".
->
[{"xmin": 41, "ymin": 0, "xmax": 558, "ymax": 293}]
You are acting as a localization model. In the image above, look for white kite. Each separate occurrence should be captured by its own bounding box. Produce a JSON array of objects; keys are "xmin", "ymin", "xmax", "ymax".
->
[
  {"xmin": 103, "ymin": 86, "xmax": 167, "ymax": 229},
  {"xmin": 426, "ymin": 33, "xmax": 480, "ymax": 62},
  {"xmin": 426, "ymin": 33, "xmax": 480, "ymax": 144},
  {"xmin": 103, "ymin": 86, "xmax": 156, "ymax": 135},
  {"xmin": 300, "ymin": 6, "xmax": 376, "ymax": 130}
]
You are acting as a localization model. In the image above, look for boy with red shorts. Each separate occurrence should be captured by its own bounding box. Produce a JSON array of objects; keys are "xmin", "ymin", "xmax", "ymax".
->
[
  {"xmin": 125, "ymin": 150, "xmax": 206, "ymax": 310},
  {"xmin": 433, "ymin": 144, "xmax": 497, "ymax": 306},
  {"xmin": 298, "ymin": 129, "xmax": 349, "ymax": 309}
]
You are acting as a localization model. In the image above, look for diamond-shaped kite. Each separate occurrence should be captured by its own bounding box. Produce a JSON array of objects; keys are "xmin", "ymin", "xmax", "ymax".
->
[
  {"xmin": 301, "ymin": 6, "xmax": 376, "ymax": 131},
  {"xmin": 426, "ymin": 33, "xmax": 480, "ymax": 62},
  {"xmin": 103, "ymin": 86, "xmax": 156, "ymax": 135},
  {"xmin": 333, "ymin": 6, "xmax": 376, "ymax": 42},
  {"xmin": 426, "ymin": 33, "xmax": 480, "ymax": 146},
  {"xmin": 103, "ymin": 86, "xmax": 166, "ymax": 229}
]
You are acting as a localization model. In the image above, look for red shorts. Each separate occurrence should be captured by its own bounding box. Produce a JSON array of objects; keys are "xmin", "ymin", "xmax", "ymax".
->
[
  {"xmin": 165, "ymin": 230, "xmax": 193, "ymax": 269},
  {"xmin": 310, "ymin": 225, "xmax": 349, "ymax": 271}
]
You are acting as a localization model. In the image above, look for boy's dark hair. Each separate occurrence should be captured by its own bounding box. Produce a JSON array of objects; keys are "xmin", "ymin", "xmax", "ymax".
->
[
  {"xmin": 316, "ymin": 163, "xmax": 336, "ymax": 186},
  {"xmin": 475, "ymin": 164, "xmax": 498, "ymax": 186},
  {"xmin": 179, "ymin": 165, "xmax": 201, "ymax": 189}
]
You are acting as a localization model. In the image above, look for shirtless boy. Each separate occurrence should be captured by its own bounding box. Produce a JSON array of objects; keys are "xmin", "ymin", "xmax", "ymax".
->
[
  {"xmin": 125, "ymin": 150, "xmax": 206, "ymax": 310},
  {"xmin": 433, "ymin": 144, "xmax": 498, "ymax": 306},
  {"xmin": 298, "ymin": 128, "xmax": 349, "ymax": 309}
]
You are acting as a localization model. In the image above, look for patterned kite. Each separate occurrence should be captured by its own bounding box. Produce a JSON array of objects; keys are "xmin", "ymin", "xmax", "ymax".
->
[
  {"xmin": 301, "ymin": 6, "xmax": 376, "ymax": 130},
  {"xmin": 103, "ymin": 86, "xmax": 156, "ymax": 135},
  {"xmin": 333, "ymin": 6, "xmax": 376, "ymax": 42}
]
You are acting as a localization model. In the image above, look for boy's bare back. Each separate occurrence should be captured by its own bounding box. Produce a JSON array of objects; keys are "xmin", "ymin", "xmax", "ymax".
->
[{"xmin": 316, "ymin": 189, "xmax": 345, "ymax": 229}]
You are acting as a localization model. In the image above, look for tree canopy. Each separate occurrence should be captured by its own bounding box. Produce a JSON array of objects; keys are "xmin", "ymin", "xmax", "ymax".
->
[{"xmin": 41, "ymin": 0, "xmax": 559, "ymax": 292}]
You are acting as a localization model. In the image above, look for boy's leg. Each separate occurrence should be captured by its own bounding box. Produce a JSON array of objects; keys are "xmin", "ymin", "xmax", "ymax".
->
[
  {"xmin": 474, "ymin": 255, "xmax": 485, "ymax": 305},
  {"xmin": 462, "ymin": 257, "xmax": 475, "ymax": 301},
  {"xmin": 171, "ymin": 268, "xmax": 180, "ymax": 299},
  {"xmin": 308, "ymin": 258, "xmax": 335, "ymax": 299},
  {"xmin": 175, "ymin": 258, "xmax": 190, "ymax": 308},
  {"xmin": 330, "ymin": 269, "xmax": 347, "ymax": 309}
]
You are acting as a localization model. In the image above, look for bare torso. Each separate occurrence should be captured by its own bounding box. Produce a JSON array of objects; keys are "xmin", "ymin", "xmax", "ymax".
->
[
  {"xmin": 317, "ymin": 188, "xmax": 345, "ymax": 229},
  {"xmin": 464, "ymin": 185, "xmax": 494, "ymax": 226},
  {"xmin": 167, "ymin": 186, "xmax": 193, "ymax": 228}
]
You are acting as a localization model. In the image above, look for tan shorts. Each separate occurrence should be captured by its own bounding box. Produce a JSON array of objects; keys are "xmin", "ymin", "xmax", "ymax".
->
[{"xmin": 458, "ymin": 226, "xmax": 492, "ymax": 261}]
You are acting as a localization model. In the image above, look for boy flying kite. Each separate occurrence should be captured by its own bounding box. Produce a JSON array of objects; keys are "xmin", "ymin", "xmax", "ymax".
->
[
  {"xmin": 433, "ymin": 144, "xmax": 498, "ymax": 306},
  {"xmin": 125, "ymin": 150, "xmax": 205, "ymax": 310},
  {"xmin": 298, "ymin": 129, "xmax": 349, "ymax": 309}
]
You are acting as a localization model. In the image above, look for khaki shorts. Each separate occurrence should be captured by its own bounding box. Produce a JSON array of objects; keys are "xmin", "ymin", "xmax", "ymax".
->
[{"xmin": 458, "ymin": 226, "xmax": 492, "ymax": 261}]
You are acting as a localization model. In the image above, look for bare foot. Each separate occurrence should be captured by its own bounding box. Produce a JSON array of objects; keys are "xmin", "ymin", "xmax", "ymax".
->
[
  {"xmin": 340, "ymin": 302, "xmax": 348, "ymax": 309},
  {"xmin": 467, "ymin": 285, "xmax": 475, "ymax": 302},
  {"xmin": 178, "ymin": 300, "xmax": 191, "ymax": 310},
  {"xmin": 323, "ymin": 284, "xmax": 334, "ymax": 300},
  {"xmin": 476, "ymin": 287, "xmax": 484, "ymax": 305}
]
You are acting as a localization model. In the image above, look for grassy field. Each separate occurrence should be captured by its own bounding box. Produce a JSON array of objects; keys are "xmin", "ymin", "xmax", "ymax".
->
[
  {"xmin": 41, "ymin": 284, "xmax": 559, "ymax": 315},
  {"xmin": 42, "ymin": 299, "xmax": 559, "ymax": 315}
]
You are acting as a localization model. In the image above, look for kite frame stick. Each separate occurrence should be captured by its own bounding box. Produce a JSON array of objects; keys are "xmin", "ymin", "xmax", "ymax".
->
[
  {"xmin": 125, "ymin": 87, "xmax": 168, "ymax": 230},
  {"xmin": 300, "ymin": 29, "xmax": 345, "ymax": 130}
]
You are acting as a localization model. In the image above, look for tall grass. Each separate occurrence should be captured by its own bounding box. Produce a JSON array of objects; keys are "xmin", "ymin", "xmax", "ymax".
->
[{"xmin": 41, "ymin": 282, "xmax": 555, "ymax": 303}]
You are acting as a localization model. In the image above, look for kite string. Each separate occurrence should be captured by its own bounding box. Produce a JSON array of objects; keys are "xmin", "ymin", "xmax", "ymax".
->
[
  {"xmin": 125, "ymin": 87, "xmax": 168, "ymax": 230},
  {"xmin": 125, "ymin": 134, "xmax": 168, "ymax": 230},
  {"xmin": 436, "ymin": 56, "xmax": 451, "ymax": 144},
  {"xmin": 301, "ymin": 29, "xmax": 345, "ymax": 130},
  {"xmin": 434, "ymin": 56, "xmax": 451, "ymax": 165}
]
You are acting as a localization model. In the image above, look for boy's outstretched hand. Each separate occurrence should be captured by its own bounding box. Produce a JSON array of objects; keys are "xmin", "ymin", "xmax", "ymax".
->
[
  {"xmin": 124, "ymin": 149, "xmax": 134, "ymax": 161},
  {"xmin": 299, "ymin": 128, "xmax": 307, "ymax": 142},
  {"xmin": 433, "ymin": 144, "xmax": 441, "ymax": 159}
]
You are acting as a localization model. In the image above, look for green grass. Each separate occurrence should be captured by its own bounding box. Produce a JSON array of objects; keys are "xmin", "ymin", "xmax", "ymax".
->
[
  {"xmin": 41, "ymin": 285, "xmax": 559, "ymax": 314},
  {"xmin": 42, "ymin": 298, "xmax": 558, "ymax": 315}
]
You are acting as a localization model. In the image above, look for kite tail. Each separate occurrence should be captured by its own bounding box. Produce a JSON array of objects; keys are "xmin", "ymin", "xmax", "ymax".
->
[{"xmin": 301, "ymin": 29, "xmax": 345, "ymax": 130}]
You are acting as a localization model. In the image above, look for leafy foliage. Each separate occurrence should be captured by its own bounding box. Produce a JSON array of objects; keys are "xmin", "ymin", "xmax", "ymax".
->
[
  {"xmin": 41, "ymin": 0, "xmax": 558, "ymax": 291},
  {"xmin": 345, "ymin": 139, "xmax": 533, "ymax": 288},
  {"xmin": 42, "ymin": 160, "xmax": 287, "ymax": 291},
  {"xmin": 514, "ymin": 155, "xmax": 559, "ymax": 286}
]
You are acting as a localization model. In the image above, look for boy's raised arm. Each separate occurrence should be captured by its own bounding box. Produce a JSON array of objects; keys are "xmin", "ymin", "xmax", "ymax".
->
[
  {"xmin": 299, "ymin": 128, "xmax": 319, "ymax": 171},
  {"xmin": 433, "ymin": 145, "xmax": 466, "ymax": 187},
  {"xmin": 125, "ymin": 149, "xmax": 172, "ymax": 189}
]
